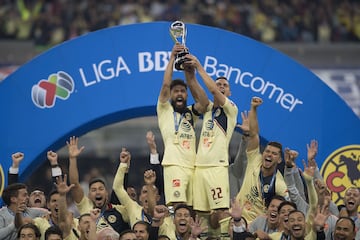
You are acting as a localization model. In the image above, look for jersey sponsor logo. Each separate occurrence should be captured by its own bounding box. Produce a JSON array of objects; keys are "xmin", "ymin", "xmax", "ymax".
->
[
  {"xmin": 173, "ymin": 190, "xmax": 180, "ymax": 198},
  {"xmin": 321, "ymin": 145, "xmax": 360, "ymax": 206},
  {"xmin": 172, "ymin": 179, "xmax": 181, "ymax": 187},
  {"xmin": 31, "ymin": 71, "xmax": 74, "ymax": 108}
]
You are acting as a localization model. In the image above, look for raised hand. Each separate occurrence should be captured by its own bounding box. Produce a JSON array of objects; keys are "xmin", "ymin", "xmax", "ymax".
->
[
  {"xmin": 66, "ymin": 136, "xmax": 85, "ymax": 158},
  {"xmin": 307, "ymin": 139, "xmax": 318, "ymax": 168},
  {"xmin": 171, "ymin": 43, "xmax": 186, "ymax": 59},
  {"xmin": 144, "ymin": 169, "xmax": 156, "ymax": 185},
  {"xmin": 302, "ymin": 159, "xmax": 315, "ymax": 177},
  {"xmin": 11, "ymin": 152, "xmax": 24, "ymax": 168},
  {"xmin": 55, "ymin": 174, "xmax": 75, "ymax": 196},
  {"xmin": 90, "ymin": 208, "xmax": 101, "ymax": 221},
  {"xmin": 313, "ymin": 204, "xmax": 329, "ymax": 231},
  {"xmin": 251, "ymin": 96, "xmax": 263, "ymax": 108},
  {"xmin": 153, "ymin": 205, "xmax": 169, "ymax": 220},
  {"xmin": 119, "ymin": 147, "xmax": 131, "ymax": 164},
  {"xmin": 230, "ymin": 198, "xmax": 243, "ymax": 220},
  {"xmin": 47, "ymin": 150, "xmax": 58, "ymax": 165},
  {"xmin": 237, "ymin": 111, "xmax": 250, "ymax": 134},
  {"xmin": 284, "ymin": 148, "xmax": 298, "ymax": 168},
  {"xmin": 146, "ymin": 131, "xmax": 157, "ymax": 154},
  {"xmin": 190, "ymin": 215, "xmax": 207, "ymax": 238}
]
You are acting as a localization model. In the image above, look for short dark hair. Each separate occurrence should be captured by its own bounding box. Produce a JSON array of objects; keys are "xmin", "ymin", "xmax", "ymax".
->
[
  {"xmin": 158, "ymin": 235, "xmax": 171, "ymax": 240},
  {"xmin": 170, "ymin": 79, "xmax": 187, "ymax": 90},
  {"xmin": 336, "ymin": 217, "xmax": 355, "ymax": 232},
  {"xmin": 2, "ymin": 183, "xmax": 27, "ymax": 205},
  {"xmin": 88, "ymin": 178, "xmax": 106, "ymax": 189},
  {"xmin": 265, "ymin": 195, "xmax": 286, "ymax": 208},
  {"xmin": 47, "ymin": 189, "xmax": 59, "ymax": 203},
  {"xmin": 119, "ymin": 229, "xmax": 136, "ymax": 240},
  {"xmin": 45, "ymin": 225, "xmax": 63, "ymax": 240},
  {"xmin": 288, "ymin": 209, "xmax": 305, "ymax": 219},
  {"xmin": 215, "ymin": 76, "xmax": 228, "ymax": 81},
  {"xmin": 133, "ymin": 220, "xmax": 150, "ymax": 233},
  {"xmin": 267, "ymin": 141, "xmax": 283, "ymax": 155},
  {"xmin": 174, "ymin": 203, "xmax": 192, "ymax": 216},
  {"xmin": 78, "ymin": 213, "xmax": 91, "ymax": 223},
  {"xmin": 277, "ymin": 200, "xmax": 297, "ymax": 213},
  {"xmin": 17, "ymin": 223, "xmax": 41, "ymax": 239}
]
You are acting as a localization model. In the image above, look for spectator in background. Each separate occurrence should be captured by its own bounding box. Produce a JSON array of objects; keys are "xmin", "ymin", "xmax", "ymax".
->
[
  {"xmin": 17, "ymin": 223, "xmax": 41, "ymax": 240},
  {"xmin": 0, "ymin": 183, "xmax": 47, "ymax": 240},
  {"xmin": 44, "ymin": 226, "xmax": 63, "ymax": 240},
  {"xmin": 1, "ymin": 1, "xmax": 359, "ymax": 48}
]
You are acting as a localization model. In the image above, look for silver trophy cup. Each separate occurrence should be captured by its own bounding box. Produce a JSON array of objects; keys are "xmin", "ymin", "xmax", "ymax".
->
[{"xmin": 169, "ymin": 21, "xmax": 189, "ymax": 70}]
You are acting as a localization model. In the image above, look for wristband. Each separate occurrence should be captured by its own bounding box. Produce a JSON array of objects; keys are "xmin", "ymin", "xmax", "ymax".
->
[
  {"xmin": 9, "ymin": 167, "xmax": 19, "ymax": 174},
  {"xmin": 150, "ymin": 153, "xmax": 160, "ymax": 164},
  {"xmin": 51, "ymin": 166, "xmax": 62, "ymax": 177},
  {"xmin": 51, "ymin": 164, "xmax": 59, "ymax": 168},
  {"xmin": 152, "ymin": 218, "xmax": 160, "ymax": 222}
]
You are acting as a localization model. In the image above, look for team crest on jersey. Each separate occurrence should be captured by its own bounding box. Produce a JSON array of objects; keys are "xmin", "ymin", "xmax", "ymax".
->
[
  {"xmin": 320, "ymin": 145, "xmax": 360, "ymax": 206},
  {"xmin": 0, "ymin": 164, "xmax": 3, "ymax": 196},
  {"xmin": 107, "ymin": 215, "xmax": 117, "ymax": 223},
  {"xmin": 214, "ymin": 108, "xmax": 221, "ymax": 117}
]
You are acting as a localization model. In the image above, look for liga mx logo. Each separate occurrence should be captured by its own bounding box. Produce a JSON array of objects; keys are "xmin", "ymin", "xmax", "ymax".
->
[
  {"xmin": 320, "ymin": 145, "xmax": 360, "ymax": 206},
  {"xmin": 31, "ymin": 71, "xmax": 74, "ymax": 108}
]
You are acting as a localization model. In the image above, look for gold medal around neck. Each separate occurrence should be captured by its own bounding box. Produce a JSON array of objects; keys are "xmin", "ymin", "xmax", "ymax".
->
[
  {"xmin": 263, "ymin": 184, "xmax": 270, "ymax": 193},
  {"xmin": 173, "ymin": 132, "xmax": 179, "ymax": 144}
]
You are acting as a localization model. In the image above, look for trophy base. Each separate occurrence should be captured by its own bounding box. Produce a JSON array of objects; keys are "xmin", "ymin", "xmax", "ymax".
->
[{"xmin": 175, "ymin": 50, "xmax": 190, "ymax": 71}]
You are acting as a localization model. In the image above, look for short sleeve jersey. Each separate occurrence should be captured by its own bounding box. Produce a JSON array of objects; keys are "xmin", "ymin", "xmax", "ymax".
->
[
  {"xmin": 157, "ymin": 99, "xmax": 198, "ymax": 168},
  {"xmin": 196, "ymin": 98, "xmax": 238, "ymax": 166},
  {"xmin": 235, "ymin": 148, "xmax": 288, "ymax": 223}
]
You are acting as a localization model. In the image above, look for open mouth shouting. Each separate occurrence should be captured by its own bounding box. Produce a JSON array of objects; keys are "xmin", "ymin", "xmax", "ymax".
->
[
  {"xmin": 94, "ymin": 195, "xmax": 104, "ymax": 207},
  {"xmin": 345, "ymin": 199, "xmax": 356, "ymax": 210},
  {"xmin": 290, "ymin": 225, "xmax": 303, "ymax": 236},
  {"xmin": 269, "ymin": 211, "xmax": 278, "ymax": 223},
  {"xmin": 177, "ymin": 220, "xmax": 188, "ymax": 233}
]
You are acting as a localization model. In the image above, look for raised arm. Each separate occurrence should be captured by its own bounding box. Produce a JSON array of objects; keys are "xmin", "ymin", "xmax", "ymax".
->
[
  {"xmin": 113, "ymin": 148, "xmax": 133, "ymax": 207},
  {"xmin": 146, "ymin": 131, "xmax": 164, "ymax": 200},
  {"xmin": 159, "ymin": 43, "xmax": 185, "ymax": 103},
  {"xmin": 185, "ymin": 54, "xmax": 223, "ymax": 107},
  {"xmin": 183, "ymin": 55, "xmax": 209, "ymax": 113},
  {"xmin": 232, "ymin": 112, "xmax": 250, "ymax": 177},
  {"xmin": 55, "ymin": 174, "xmax": 75, "ymax": 238},
  {"xmin": 8, "ymin": 152, "xmax": 24, "ymax": 185},
  {"xmin": 66, "ymin": 136, "xmax": 85, "ymax": 204},
  {"xmin": 47, "ymin": 150, "xmax": 63, "ymax": 184},
  {"xmin": 247, "ymin": 97, "xmax": 262, "ymax": 151},
  {"xmin": 143, "ymin": 169, "xmax": 158, "ymax": 217}
]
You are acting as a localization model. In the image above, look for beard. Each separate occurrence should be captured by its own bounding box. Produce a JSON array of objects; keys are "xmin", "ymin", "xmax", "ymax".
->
[{"xmin": 171, "ymin": 98, "xmax": 188, "ymax": 113}]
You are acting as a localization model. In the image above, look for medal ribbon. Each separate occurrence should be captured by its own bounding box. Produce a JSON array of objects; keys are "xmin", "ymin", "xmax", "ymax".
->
[
  {"xmin": 259, "ymin": 171, "xmax": 276, "ymax": 204},
  {"xmin": 174, "ymin": 112, "xmax": 184, "ymax": 134}
]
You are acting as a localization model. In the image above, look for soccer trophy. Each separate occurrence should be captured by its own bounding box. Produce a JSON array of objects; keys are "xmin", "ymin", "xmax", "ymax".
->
[{"xmin": 169, "ymin": 21, "xmax": 189, "ymax": 70}]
